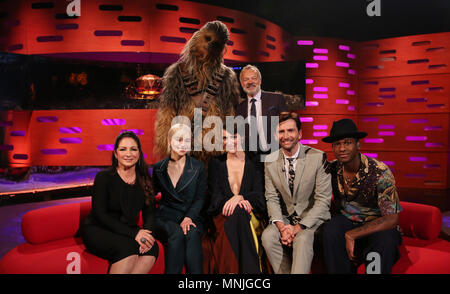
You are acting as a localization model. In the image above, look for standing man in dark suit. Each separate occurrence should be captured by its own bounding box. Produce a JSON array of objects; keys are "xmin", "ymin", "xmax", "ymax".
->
[{"xmin": 235, "ymin": 65, "xmax": 289, "ymax": 170}]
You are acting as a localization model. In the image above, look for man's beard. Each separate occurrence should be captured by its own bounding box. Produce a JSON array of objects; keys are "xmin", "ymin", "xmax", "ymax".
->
[{"xmin": 244, "ymin": 84, "xmax": 260, "ymax": 96}]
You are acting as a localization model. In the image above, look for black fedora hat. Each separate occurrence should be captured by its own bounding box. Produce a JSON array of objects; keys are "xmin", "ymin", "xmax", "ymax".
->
[{"xmin": 322, "ymin": 119, "xmax": 368, "ymax": 143}]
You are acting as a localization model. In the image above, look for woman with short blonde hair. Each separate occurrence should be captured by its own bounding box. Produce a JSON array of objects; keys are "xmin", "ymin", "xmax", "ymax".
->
[{"xmin": 152, "ymin": 124, "xmax": 206, "ymax": 274}]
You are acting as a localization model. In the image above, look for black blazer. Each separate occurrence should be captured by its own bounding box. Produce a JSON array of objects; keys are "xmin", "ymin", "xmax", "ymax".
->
[
  {"xmin": 207, "ymin": 153, "xmax": 267, "ymax": 221},
  {"xmin": 236, "ymin": 91, "xmax": 288, "ymax": 147},
  {"xmin": 152, "ymin": 155, "xmax": 206, "ymax": 224},
  {"xmin": 83, "ymin": 169, "xmax": 155, "ymax": 238}
]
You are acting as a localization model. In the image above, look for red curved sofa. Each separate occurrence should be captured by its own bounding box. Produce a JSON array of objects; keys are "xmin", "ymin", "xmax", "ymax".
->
[
  {"xmin": 388, "ymin": 201, "xmax": 450, "ymax": 274},
  {"xmin": 308, "ymin": 201, "xmax": 450, "ymax": 274},
  {"xmin": 0, "ymin": 200, "xmax": 449, "ymax": 274},
  {"xmin": 0, "ymin": 201, "xmax": 165, "ymax": 274},
  {"xmin": 352, "ymin": 201, "xmax": 450, "ymax": 274}
]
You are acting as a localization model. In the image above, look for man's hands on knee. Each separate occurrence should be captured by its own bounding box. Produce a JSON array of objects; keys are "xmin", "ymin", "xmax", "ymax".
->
[{"xmin": 275, "ymin": 222, "xmax": 303, "ymax": 247}]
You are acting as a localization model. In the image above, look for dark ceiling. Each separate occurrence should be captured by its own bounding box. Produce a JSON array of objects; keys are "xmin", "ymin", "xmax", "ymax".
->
[{"xmin": 188, "ymin": 0, "xmax": 450, "ymax": 41}]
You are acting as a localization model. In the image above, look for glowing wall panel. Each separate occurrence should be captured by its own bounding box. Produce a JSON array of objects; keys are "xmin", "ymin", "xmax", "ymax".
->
[
  {"xmin": 291, "ymin": 37, "xmax": 358, "ymax": 152},
  {"xmin": 360, "ymin": 151, "xmax": 447, "ymax": 189},
  {"xmin": 304, "ymin": 77, "xmax": 358, "ymax": 114},
  {"xmin": 291, "ymin": 37, "xmax": 358, "ymax": 79},
  {"xmin": 358, "ymin": 114, "xmax": 449, "ymax": 152},
  {"xmin": 28, "ymin": 109, "xmax": 157, "ymax": 166},
  {"xmin": 358, "ymin": 32, "xmax": 450, "ymax": 78},
  {"xmin": 358, "ymin": 74, "xmax": 450, "ymax": 115},
  {"xmin": 0, "ymin": 0, "xmax": 287, "ymax": 63},
  {"xmin": 1, "ymin": 111, "xmax": 32, "ymax": 168},
  {"xmin": 356, "ymin": 32, "xmax": 450, "ymax": 190}
]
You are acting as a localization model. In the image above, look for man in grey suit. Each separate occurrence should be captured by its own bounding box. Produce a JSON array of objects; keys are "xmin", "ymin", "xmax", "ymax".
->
[{"xmin": 261, "ymin": 112, "xmax": 332, "ymax": 274}]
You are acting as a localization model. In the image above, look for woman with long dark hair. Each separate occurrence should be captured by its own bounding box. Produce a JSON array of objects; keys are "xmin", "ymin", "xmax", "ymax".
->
[
  {"xmin": 206, "ymin": 125, "xmax": 267, "ymax": 273},
  {"xmin": 81, "ymin": 131, "xmax": 159, "ymax": 274}
]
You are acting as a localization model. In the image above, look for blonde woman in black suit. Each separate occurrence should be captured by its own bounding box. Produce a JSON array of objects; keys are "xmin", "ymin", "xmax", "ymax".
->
[{"xmin": 152, "ymin": 123, "xmax": 206, "ymax": 274}]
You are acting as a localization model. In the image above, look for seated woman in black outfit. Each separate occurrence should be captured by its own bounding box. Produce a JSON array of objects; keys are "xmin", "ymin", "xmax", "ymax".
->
[
  {"xmin": 152, "ymin": 123, "xmax": 206, "ymax": 274},
  {"xmin": 207, "ymin": 125, "xmax": 267, "ymax": 274},
  {"xmin": 81, "ymin": 131, "xmax": 159, "ymax": 274}
]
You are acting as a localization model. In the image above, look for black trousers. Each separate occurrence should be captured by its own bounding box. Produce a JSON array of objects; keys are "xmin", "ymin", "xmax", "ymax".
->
[
  {"xmin": 155, "ymin": 219, "xmax": 203, "ymax": 274},
  {"xmin": 322, "ymin": 214, "xmax": 401, "ymax": 274},
  {"xmin": 224, "ymin": 207, "xmax": 262, "ymax": 274}
]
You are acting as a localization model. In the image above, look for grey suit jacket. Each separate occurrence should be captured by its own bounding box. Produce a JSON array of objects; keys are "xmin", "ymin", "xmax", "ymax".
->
[{"xmin": 264, "ymin": 144, "xmax": 332, "ymax": 229}]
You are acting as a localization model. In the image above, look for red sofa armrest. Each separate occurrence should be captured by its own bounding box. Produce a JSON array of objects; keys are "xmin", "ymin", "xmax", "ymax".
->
[
  {"xmin": 398, "ymin": 201, "xmax": 442, "ymax": 240},
  {"xmin": 21, "ymin": 201, "xmax": 91, "ymax": 244}
]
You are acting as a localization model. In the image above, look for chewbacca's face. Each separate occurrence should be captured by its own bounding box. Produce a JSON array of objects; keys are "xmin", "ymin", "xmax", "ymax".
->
[
  {"xmin": 194, "ymin": 30, "xmax": 215, "ymax": 60},
  {"xmin": 191, "ymin": 21, "xmax": 229, "ymax": 61}
]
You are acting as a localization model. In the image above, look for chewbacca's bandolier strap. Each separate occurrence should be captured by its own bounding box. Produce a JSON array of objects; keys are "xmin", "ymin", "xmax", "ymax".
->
[{"xmin": 178, "ymin": 64, "xmax": 226, "ymax": 114}]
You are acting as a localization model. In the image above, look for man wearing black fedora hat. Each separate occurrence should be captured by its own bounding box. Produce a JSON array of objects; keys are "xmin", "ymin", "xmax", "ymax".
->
[{"xmin": 321, "ymin": 118, "xmax": 402, "ymax": 274}]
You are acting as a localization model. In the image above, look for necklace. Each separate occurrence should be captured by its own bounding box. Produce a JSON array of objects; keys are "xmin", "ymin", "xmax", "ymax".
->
[
  {"xmin": 342, "ymin": 165, "xmax": 356, "ymax": 187},
  {"xmin": 341, "ymin": 166, "xmax": 356, "ymax": 202},
  {"xmin": 117, "ymin": 169, "xmax": 136, "ymax": 185}
]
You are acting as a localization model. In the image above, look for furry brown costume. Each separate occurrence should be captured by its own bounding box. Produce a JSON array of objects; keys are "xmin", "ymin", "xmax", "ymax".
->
[{"xmin": 154, "ymin": 21, "xmax": 240, "ymax": 163}]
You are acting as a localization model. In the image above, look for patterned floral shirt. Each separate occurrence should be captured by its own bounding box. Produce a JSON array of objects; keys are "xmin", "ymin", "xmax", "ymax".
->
[{"xmin": 329, "ymin": 153, "xmax": 402, "ymax": 224}]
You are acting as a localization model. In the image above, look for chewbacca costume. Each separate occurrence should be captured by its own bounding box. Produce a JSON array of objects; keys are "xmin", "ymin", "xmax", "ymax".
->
[
  {"xmin": 153, "ymin": 21, "xmax": 244, "ymax": 274},
  {"xmin": 153, "ymin": 21, "xmax": 241, "ymax": 163}
]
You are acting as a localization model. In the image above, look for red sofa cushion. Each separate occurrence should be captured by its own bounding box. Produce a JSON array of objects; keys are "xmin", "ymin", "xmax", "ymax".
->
[
  {"xmin": 356, "ymin": 237, "xmax": 450, "ymax": 274},
  {"xmin": 355, "ymin": 202, "xmax": 449, "ymax": 274},
  {"xmin": 392, "ymin": 237, "xmax": 450, "ymax": 274},
  {"xmin": 398, "ymin": 201, "xmax": 442, "ymax": 240},
  {"xmin": 0, "ymin": 200, "xmax": 166, "ymax": 274},
  {"xmin": 0, "ymin": 238, "xmax": 107, "ymax": 274},
  {"xmin": 22, "ymin": 201, "xmax": 92, "ymax": 244},
  {"xmin": 401, "ymin": 235, "xmax": 450, "ymax": 252},
  {"xmin": 0, "ymin": 237, "xmax": 165, "ymax": 274}
]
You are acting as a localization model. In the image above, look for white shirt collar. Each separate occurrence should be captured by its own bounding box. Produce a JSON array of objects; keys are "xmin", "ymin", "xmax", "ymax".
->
[
  {"xmin": 247, "ymin": 90, "xmax": 262, "ymax": 102},
  {"xmin": 283, "ymin": 143, "xmax": 301, "ymax": 161}
]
